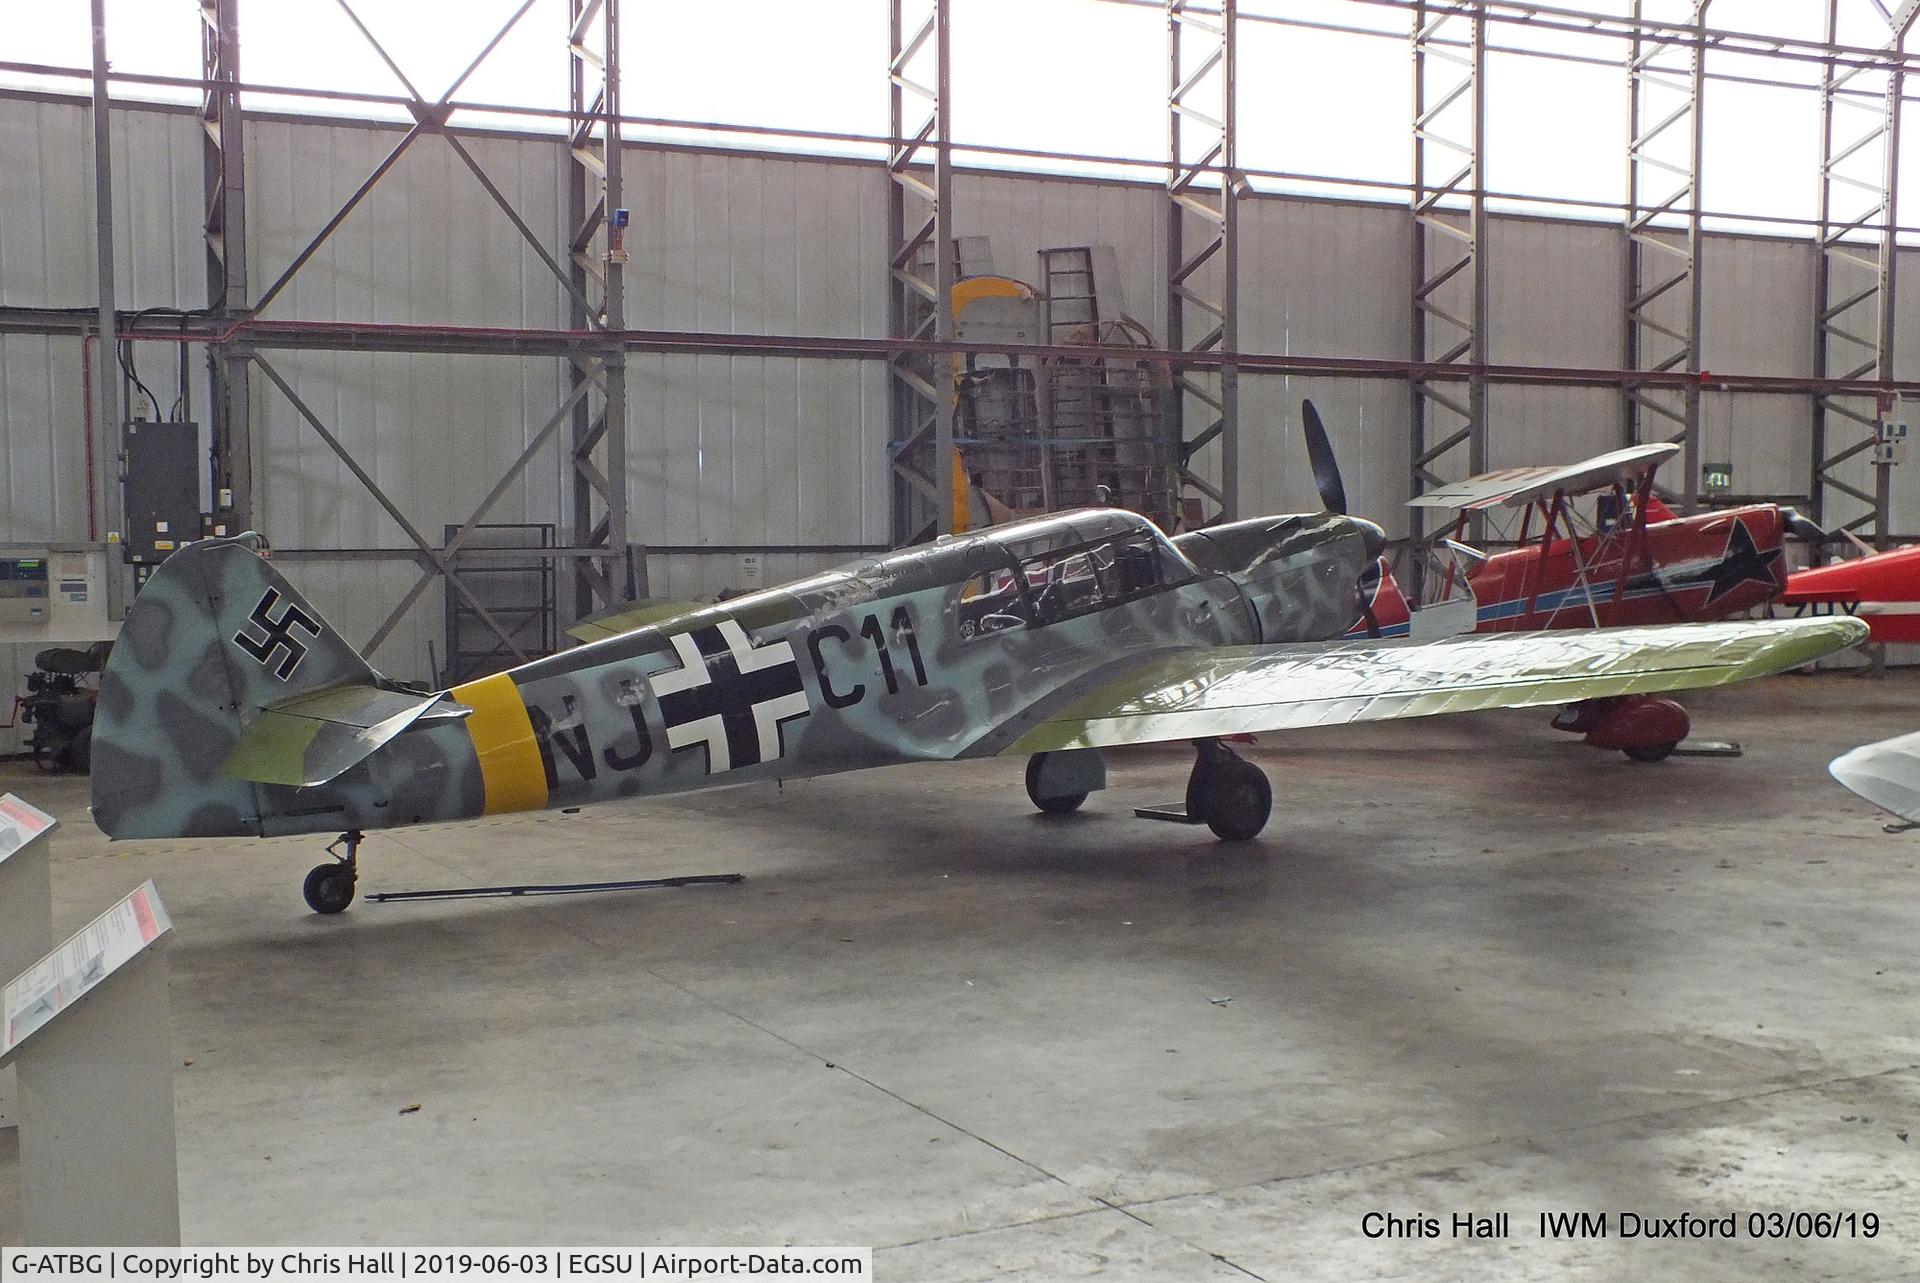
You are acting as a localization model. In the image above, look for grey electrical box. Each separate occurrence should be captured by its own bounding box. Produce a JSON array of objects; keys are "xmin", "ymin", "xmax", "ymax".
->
[
  {"xmin": 0, "ymin": 556, "xmax": 50, "ymax": 626},
  {"xmin": 121, "ymin": 421, "xmax": 201, "ymax": 565}
]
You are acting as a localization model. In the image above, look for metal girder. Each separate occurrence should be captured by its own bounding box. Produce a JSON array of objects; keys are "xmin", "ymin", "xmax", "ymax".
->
[
  {"xmin": 567, "ymin": 0, "xmax": 634, "ymax": 618},
  {"xmin": 247, "ymin": 350, "xmax": 531, "ymax": 661},
  {"xmin": 200, "ymin": 0, "xmax": 251, "ymax": 529},
  {"xmin": 1814, "ymin": 0, "xmax": 1905, "ymax": 546},
  {"xmin": 88, "ymin": 0, "xmax": 122, "ymax": 586},
  {"xmin": 1410, "ymin": 1, "xmax": 1487, "ymax": 549},
  {"xmin": 1167, "ymin": 0, "xmax": 1239, "ymax": 525},
  {"xmin": 886, "ymin": 0, "xmax": 954, "ymax": 545},
  {"xmin": 1624, "ymin": 0, "xmax": 1708, "ymax": 512}
]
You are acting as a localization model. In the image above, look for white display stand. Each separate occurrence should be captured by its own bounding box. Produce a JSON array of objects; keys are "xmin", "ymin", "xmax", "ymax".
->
[
  {"xmin": 0, "ymin": 794, "xmax": 56, "ymax": 1131},
  {"xmin": 1, "ymin": 880, "xmax": 179, "ymax": 1246}
]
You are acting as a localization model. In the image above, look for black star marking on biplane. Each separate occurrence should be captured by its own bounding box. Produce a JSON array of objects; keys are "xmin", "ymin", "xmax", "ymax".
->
[
  {"xmin": 1674, "ymin": 518, "xmax": 1784, "ymax": 608},
  {"xmin": 232, "ymin": 587, "xmax": 323, "ymax": 680},
  {"xmin": 651, "ymin": 619, "xmax": 811, "ymax": 774}
]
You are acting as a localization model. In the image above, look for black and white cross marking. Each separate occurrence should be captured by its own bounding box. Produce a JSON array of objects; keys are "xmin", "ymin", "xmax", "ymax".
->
[
  {"xmin": 653, "ymin": 619, "xmax": 811, "ymax": 774},
  {"xmin": 233, "ymin": 586, "xmax": 323, "ymax": 681}
]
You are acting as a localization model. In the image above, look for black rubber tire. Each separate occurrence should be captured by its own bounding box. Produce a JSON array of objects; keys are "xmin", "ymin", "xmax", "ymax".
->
[
  {"xmin": 1201, "ymin": 759, "xmax": 1273, "ymax": 841},
  {"xmin": 1623, "ymin": 741, "xmax": 1678, "ymax": 763},
  {"xmin": 303, "ymin": 863, "xmax": 356, "ymax": 915},
  {"xmin": 1025, "ymin": 754, "xmax": 1088, "ymax": 815}
]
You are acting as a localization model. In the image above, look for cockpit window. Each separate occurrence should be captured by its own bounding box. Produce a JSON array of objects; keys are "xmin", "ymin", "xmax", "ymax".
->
[
  {"xmin": 956, "ymin": 567, "xmax": 1031, "ymax": 641},
  {"xmin": 1018, "ymin": 530, "xmax": 1191, "ymax": 627},
  {"xmin": 954, "ymin": 522, "xmax": 1199, "ymax": 640}
]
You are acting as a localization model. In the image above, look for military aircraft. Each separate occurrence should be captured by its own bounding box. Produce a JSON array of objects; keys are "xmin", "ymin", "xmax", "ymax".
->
[
  {"xmin": 90, "ymin": 405, "xmax": 1864, "ymax": 914},
  {"xmin": 1331, "ymin": 427, "xmax": 1854, "ymax": 758}
]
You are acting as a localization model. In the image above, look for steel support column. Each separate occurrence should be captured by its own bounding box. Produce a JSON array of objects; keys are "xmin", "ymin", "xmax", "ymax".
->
[
  {"xmin": 1166, "ymin": 0, "xmax": 1238, "ymax": 525},
  {"xmin": 886, "ymin": 0, "xmax": 955, "ymax": 544},
  {"xmin": 567, "ymin": 0, "xmax": 635, "ymax": 615},
  {"xmin": 1624, "ymin": 0, "xmax": 1709, "ymax": 512},
  {"xmin": 200, "ymin": 0, "xmax": 251, "ymax": 528},
  {"xmin": 1813, "ymin": 0, "xmax": 1911, "ymax": 547},
  {"xmin": 1410, "ymin": 0, "xmax": 1488, "ymax": 548},
  {"xmin": 88, "ymin": 0, "xmax": 123, "ymax": 576}
]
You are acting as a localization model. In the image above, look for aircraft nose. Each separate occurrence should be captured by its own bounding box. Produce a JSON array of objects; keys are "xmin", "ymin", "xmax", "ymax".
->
[{"xmin": 1347, "ymin": 517, "xmax": 1388, "ymax": 562}]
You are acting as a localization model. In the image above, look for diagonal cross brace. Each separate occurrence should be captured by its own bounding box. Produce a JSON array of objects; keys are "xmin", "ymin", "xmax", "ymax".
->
[{"xmin": 248, "ymin": 351, "xmax": 531, "ymax": 663}]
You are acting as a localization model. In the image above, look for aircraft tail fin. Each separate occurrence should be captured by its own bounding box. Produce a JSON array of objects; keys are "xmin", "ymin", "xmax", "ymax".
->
[{"xmin": 91, "ymin": 533, "xmax": 384, "ymax": 838}]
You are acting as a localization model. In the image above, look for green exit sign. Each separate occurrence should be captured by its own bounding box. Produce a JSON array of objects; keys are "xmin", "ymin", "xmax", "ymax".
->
[{"xmin": 1702, "ymin": 462, "xmax": 1734, "ymax": 493}]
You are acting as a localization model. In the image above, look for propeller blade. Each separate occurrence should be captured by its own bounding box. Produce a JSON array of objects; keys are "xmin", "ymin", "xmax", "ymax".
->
[
  {"xmin": 1782, "ymin": 508, "xmax": 1834, "ymax": 547},
  {"xmin": 1302, "ymin": 399, "xmax": 1348, "ymax": 516}
]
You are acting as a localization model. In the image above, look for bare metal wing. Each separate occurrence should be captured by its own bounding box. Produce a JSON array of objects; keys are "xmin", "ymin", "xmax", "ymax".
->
[
  {"xmin": 1830, "ymin": 729, "xmax": 1920, "ymax": 824},
  {"xmin": 1005, "ymin": 616, "xmax": 1863, "ymax": 754},
  {"xmin": 1406, "ymin": 443, "xmax": 1679, "ymax": 512}
]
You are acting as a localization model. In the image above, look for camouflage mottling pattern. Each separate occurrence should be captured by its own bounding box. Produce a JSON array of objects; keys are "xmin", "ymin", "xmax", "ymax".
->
[
  {"xmin": 93, "ymin": 535, "xmax": 491, "ymax": 840},
  {"xmin": 90, "ymin": 509, "xmax": 1411, "ymax": 842}
]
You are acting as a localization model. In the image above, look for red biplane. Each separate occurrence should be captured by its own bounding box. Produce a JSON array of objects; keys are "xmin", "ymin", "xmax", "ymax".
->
[{"xmin": 1337, "ymin": 442, "xmax": 1808, "ymax": 759}]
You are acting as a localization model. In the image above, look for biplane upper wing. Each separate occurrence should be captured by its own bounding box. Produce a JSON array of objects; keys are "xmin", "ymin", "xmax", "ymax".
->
[
  {"xmin": 1005, "ymin": 616, "xmax": 1862, "ymax": 754},
  {"xmin": 1406, "ymin": 443, "xmax": 1679, "ymax": 512}
]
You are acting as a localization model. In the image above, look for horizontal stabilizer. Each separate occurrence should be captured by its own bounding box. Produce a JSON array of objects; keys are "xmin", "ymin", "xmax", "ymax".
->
[
  {"xmin": 566, "ymin": 599, "xmax": 706, "ymax": 643},
  {"xmin": 223, "ymin": 684, "xmax": 471, "ymax": 787}
]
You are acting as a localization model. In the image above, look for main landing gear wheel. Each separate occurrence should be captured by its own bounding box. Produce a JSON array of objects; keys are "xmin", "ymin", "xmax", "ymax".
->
[
  {"xmin": 1025, "ymin": 753, "xmax": 1088, "ymax": 814},
  {"xmin": 1186, "ymin": 740, "xmax": 1273, "ymax": 841},
  {"xmin": 1623, "ymin": 741, "xmax": 1680, "ymax": 764},
  {"xmin": 304, "ymin": 830, "xmax": 362, "ymax": 915}
]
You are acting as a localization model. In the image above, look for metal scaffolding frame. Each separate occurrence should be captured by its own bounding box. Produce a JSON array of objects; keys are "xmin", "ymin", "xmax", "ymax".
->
[
  {"xmin": 1623, "ymin": 0, "xmax": 1708, "ymax": 513},
  {"xmin": 886, "ymin": 0, "xmax": 956, "ymax": 544},
  {"xmin": 1166, "ymin": 0, "xmax": 1239, "ymax": 524},
  {"xmin": 1813, "ymin": 1, "xmax": 1915, "ymax": 547},
  {"xmin": 18, "ymin": 0, "xmax": 1920, "ymax": 635},
  {"xmin": 199, "ymin": 0, "xmax": 250, "ymax": 528},
  {"xmin": 163, "ymin": 0, "xmax": 641, "ymax": 667},
  {"xmin": 1409, "ymin": 0, "xmax": 1487, "ymax": 548},
  {"xmin": 565, "ymin": 0, "xmax": 635, "ymax": 617}
]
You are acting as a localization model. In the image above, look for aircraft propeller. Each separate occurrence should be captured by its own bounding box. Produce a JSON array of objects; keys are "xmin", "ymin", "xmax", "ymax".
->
[
  {"xmin": 1781, "ymin": 507, "xmax": 1840, "ymax": 549},
  {"xmin": 1301, "ymin": 398, "xmax": 1348, "ymax": 516},
  {"xmin": 1298, "ymin": 398, "xmax": 1384, "ymax": 638}
]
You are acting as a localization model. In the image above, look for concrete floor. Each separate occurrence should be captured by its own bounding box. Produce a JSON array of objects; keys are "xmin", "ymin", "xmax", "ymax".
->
[{"xmin": 1, "ymin": 672, "xmax": 1918, "ymax": 1278}]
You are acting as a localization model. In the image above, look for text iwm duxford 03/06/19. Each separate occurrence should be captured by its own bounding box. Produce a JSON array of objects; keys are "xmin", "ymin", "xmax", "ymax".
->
[{"xmin": 87, "ymin": 403, "xmax": 1863, "ymax": 914}]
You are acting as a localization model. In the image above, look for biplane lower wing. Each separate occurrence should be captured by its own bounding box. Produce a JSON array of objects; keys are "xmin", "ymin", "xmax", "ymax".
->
[{"xmin": 1006, "ymin": 616, "xmax": 1864, "ymax": 754}]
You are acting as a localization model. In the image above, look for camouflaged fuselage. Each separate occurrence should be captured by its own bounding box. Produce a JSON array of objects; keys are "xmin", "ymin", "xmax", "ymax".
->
[{"xmin": 91, "ymin": 509, "xmax": 1378, "ymax": 841}]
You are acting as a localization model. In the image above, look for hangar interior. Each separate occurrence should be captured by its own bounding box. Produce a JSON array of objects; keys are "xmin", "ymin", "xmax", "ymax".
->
[{"xmin": 3, "ymin": 0, "xmax": 1920, "ymax": 1274}]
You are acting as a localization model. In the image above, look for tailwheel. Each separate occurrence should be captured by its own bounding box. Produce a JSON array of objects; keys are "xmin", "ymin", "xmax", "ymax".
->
[
  {"xmin": 304, "ymin": 830, "xmax": 362, "ymax": 915},
  {"xmin": 1186, "ymin": 740, "xmax": 1273, "ymax": 841}
]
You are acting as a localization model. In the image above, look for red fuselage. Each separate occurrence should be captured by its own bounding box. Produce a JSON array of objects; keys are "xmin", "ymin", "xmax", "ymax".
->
[{"xmin": 1356, "ymin": 505, "xmax": 1791, "ymax": 636}]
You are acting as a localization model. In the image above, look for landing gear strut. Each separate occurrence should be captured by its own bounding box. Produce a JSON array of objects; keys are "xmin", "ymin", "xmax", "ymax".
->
[
  {"xmin": 1185, "ymin": 740, "xmax": 1273, "ymax": 841},
  {"xmin": 303, "ymin": 831, "xmax": 362, "ymax": 915}
]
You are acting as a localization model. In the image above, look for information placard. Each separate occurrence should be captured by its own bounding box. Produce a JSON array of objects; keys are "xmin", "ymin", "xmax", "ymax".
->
[
  {"xmin": 0, "ymin": 793, "xmax": 56, "ymax": 861},
  {"xmin": 2, "ymin": 881, "xmax": 171, "ymax": 1058}
]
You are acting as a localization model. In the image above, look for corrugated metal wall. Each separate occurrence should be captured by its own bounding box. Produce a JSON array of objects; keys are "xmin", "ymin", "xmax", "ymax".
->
[{"xmin": 4, "ymin": 93, "xmax": 1920, "ymax": 748}]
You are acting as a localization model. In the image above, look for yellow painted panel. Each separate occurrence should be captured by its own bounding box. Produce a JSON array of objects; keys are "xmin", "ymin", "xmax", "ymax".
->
[{"xmin": 451, "ymin": 672, "xmax": 549, "ymax": 815}]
